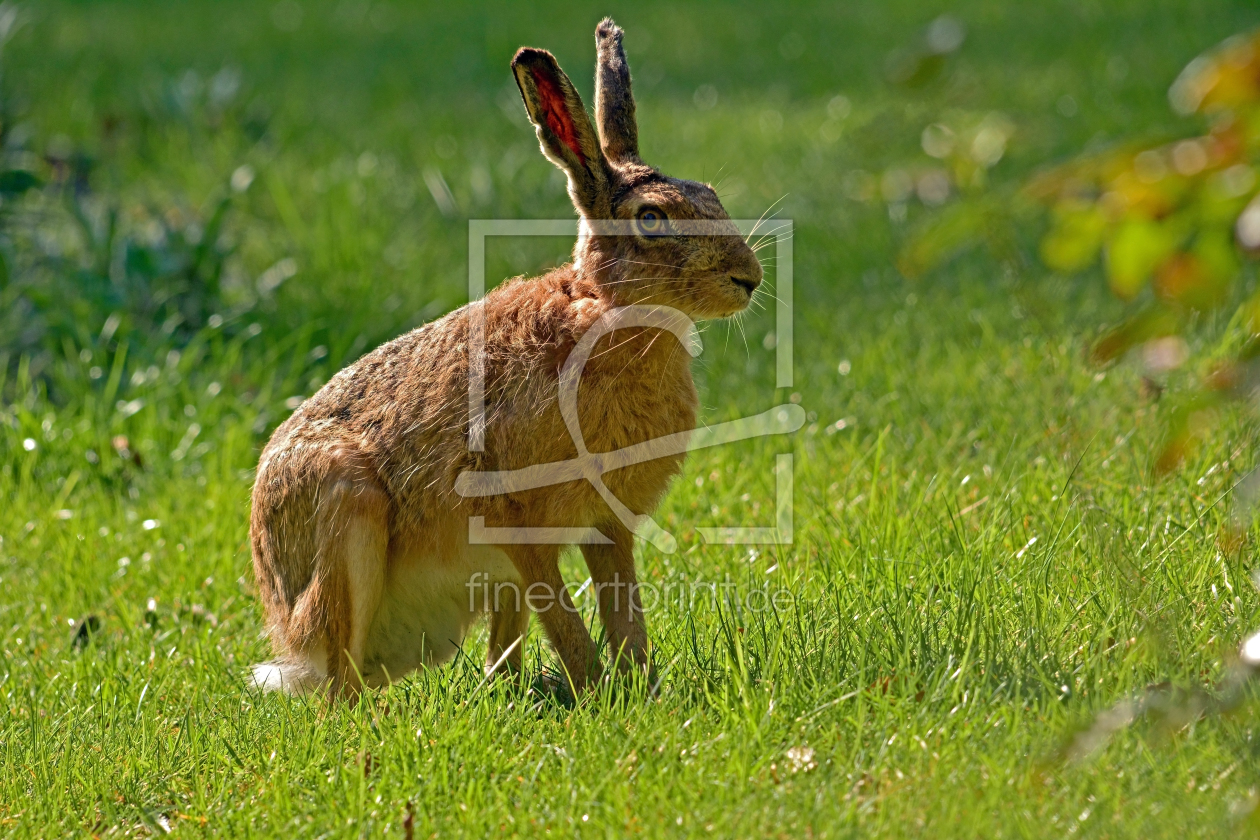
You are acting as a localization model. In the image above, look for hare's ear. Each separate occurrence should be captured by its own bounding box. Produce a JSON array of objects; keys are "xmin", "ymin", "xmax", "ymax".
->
[
  {"xmin": 512, "ymin": 48, "xmax": 609, "ymax": 216},
  {"xmin": 594, "ymin": 18, "xmax": 640, "ymax": 165}
]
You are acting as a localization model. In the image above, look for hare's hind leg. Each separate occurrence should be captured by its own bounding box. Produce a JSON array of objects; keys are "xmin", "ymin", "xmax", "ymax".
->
[{"xmin": 289, "ymin": 471, "xmax": 388, "ymax": 698}]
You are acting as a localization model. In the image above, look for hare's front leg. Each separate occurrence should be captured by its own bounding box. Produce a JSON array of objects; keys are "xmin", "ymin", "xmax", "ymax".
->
[
  {"xmin": 504, "ymin": 545, "xmax": 601, "ymax": 693},
  {"xmin": 485, "ymin": 594, "xmax": 529, "ymax": 681},
  {"xmin": 581, "ymin": 525, "xmax": 654, "ymax": 681}
]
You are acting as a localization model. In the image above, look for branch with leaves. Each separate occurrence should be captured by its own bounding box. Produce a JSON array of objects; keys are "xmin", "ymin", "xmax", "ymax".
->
[{"xmin": 903, "ymin": 29, "xmax": 1260, "ymax": 475}]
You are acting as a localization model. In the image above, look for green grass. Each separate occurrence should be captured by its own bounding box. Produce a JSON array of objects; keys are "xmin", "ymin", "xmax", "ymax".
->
[{"xmin": 5, "ymin": 0, "xmax": 1260, "ymax": 836}]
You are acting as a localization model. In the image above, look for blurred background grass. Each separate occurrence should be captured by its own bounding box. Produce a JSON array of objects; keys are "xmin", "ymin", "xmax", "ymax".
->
[
  {"xmin": 9, "ymin": 0, "xmax": 1254, "ymax": 449},
  {"xmin": 5, "ymin": 1, "xmax": 1260, "ymax": 837},
  {"xmin": 15, "ymin": 0, "xmax": 1254, "ymax": 363}
]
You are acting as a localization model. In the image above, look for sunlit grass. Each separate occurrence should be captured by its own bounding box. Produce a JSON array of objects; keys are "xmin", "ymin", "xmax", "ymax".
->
[{"xmin": 4, "ymin": 0, "xmax": 1260, "ymax": 836}]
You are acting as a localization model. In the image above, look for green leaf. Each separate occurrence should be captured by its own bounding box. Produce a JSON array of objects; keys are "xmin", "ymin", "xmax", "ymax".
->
[
  {"xmin": 1188, "ymin": 228, "xmax": 1238, "ymax": 305},
  {"xmin": 1104, "ymin": 218, "xmax": 1181, "ymax": 300},
  {"xmin": 898, "ymin": 201, "xmax": 984, "ymax": 278},
  {"xmin": 1039, "ymin": 202, "xmax": 1107, "ymax": 273},
  {"xmin": 1091, "ymin": 307, "xmax": 1179, "ymax": 364},
  {"xmin": 0, "ymin": 170, "xmax": 42, "ymax": 195},
  {"xmin": 1153, "ymin": 393, "xmax": 1224, "ymax": 476}
]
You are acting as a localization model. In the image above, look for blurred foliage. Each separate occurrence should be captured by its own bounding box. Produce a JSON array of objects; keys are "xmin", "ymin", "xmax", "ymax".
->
[
  {"xmin": 6, "ymin": 3, "xmax": 1260, "ymax": 833},
  {"xmin": 0, "ymin": 4, "xmax": 273, "ymax": 400},
  {"xmin": 904, "ymin": 28, "xmax": 1260, "ymax": 478},
  {"xmin": 16, "ymin": 159, "xmax": 240, "ymax": 348},
  {"xmin": 895, "ymin": 21, "xmax": 1260, "ymax": 783},
  {"xmin": 883, "ymin": 14, "xmax": 967, "ymax": 88}
]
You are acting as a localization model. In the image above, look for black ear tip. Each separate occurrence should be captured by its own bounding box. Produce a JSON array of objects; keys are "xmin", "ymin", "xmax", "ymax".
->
[
  {"xmin": 596, "ymin": 17, "xmax": 623, "ymax": 41},
  {"xmin": 511, "ymin": 47, "xmax": 556, "ymax": 72}
]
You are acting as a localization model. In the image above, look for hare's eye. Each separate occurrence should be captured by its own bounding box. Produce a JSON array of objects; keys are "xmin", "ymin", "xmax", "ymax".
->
[{"xmin": 635, "ymin": 207, "xmax": 668, "ymax": 237}]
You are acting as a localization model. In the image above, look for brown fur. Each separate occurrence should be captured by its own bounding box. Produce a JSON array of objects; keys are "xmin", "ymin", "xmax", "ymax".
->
[
  {"xmin": 249, "ymin": 19, "xmax": 763, "ymax": 698},
  {"xmin": 595, "ymin": 19, "xmax": 639, "ymax": 165}
]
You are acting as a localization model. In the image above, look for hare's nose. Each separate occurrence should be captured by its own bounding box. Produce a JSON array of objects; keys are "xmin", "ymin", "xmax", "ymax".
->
[{"xmin": 730, "ymin": 275, "xmax": 760, "ymax": 295}]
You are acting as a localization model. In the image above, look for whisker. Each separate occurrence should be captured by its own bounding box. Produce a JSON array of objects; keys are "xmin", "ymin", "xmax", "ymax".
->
[
  {"xmin": 735, "ymin": 309, "xmax": 751, "ymax": 360},
  {"xmin": 745, "ymin": 194, "xmax": 789, "ymax": 243},
  {"xmin": 589, "ymin": 327, "xmax": 658, "ymax": 362},
  {"xmin": 610, "ymin": 257, "xmax": 684, "ymax": 271},
  {"xmin": 598, "ymin": 275, "xmax": 697, "ymax": 289},
  {"xmin": 750, "ymin": 224, "xmax": 793, "ymax": 250},
  {"xmin": 752, "ymin": 220, "xmax": 793, "ymax": 238},
  {"xmin": 751, "ymin": 235, "xmax": 792, "ymax": 254}
]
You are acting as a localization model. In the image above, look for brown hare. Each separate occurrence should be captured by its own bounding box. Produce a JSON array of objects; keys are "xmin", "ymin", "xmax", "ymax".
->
[{"xmin": 249, "ymin": 18, "xmax": 763, "ymax": 698}]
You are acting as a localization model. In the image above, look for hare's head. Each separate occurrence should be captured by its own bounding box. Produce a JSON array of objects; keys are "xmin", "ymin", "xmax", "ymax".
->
[{"xmin": 512, "ymin": 19, "xmax": 763, "ymax": 320}]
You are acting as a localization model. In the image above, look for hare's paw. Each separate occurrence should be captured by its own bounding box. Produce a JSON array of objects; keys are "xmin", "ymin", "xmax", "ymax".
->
[{"xmin": 528, "ymin": 668, "xmax": 576, "ymax": 709}]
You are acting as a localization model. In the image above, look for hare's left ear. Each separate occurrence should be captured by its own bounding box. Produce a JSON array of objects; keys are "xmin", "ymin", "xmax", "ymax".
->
[
  {"xmin": 594, "ymin": 18, "xmax": 640, "ymax": 165},
  {"xmin": 512, "ymin": 48, "xmax": 610, "ymax": 216}
]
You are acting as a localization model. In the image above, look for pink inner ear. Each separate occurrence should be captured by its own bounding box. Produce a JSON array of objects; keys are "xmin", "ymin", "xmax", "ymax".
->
[{"xmin": 530, "ymin": 67, "xmax": 586, "ymax": 166}]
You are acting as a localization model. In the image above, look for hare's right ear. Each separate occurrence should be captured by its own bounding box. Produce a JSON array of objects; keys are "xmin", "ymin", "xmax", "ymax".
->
[
  {"xmin": 594, "ymin": 19, "xmax": 640, "ymax": 165},
  {"xmin": 512, "ymin": 48, "xmax": 610, "ymax": 216}
]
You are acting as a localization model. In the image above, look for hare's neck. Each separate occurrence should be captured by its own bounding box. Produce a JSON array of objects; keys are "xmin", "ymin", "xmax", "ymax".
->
[
  {"xmin": 563, "ymin": 266, "xmax": 696, "ymax": 402},
  {"xmin": 582, "ymin": 324, "xmax": 695, "ymax": 393}
]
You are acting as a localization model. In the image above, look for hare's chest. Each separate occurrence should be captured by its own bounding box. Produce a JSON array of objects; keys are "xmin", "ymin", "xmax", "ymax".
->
[
  {"xmin": 584, "ymin": 393, "xmax": 695, "ymax": 509},
  {"xmin": 577, "ymin": 363, "xmax": 697, "ymax": 452}
]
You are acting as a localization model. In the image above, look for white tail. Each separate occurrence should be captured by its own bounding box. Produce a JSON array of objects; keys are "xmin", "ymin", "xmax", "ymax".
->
[{"xmin": 250, "ymin": 659, "xmax": 322, "ymax": 694}]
